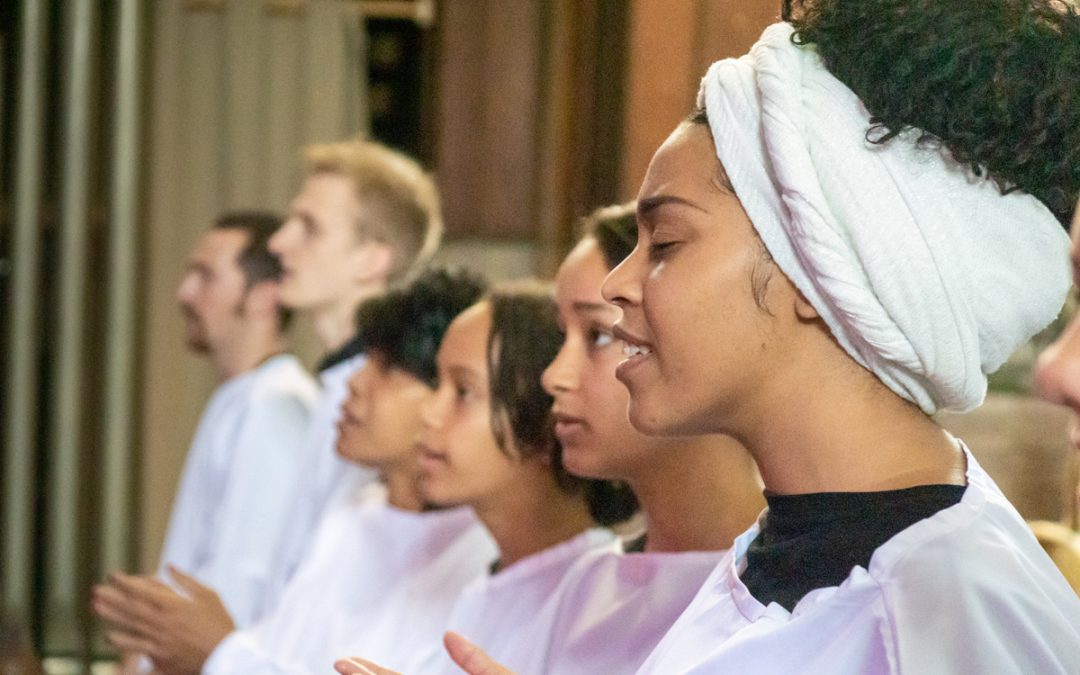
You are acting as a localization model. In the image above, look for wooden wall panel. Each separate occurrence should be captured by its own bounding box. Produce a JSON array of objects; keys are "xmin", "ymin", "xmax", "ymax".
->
[
  {"xmin": 620, "ymin": 0, "xmax": 698, "ymax": 200},
  {"xmin": 435, "ymin": 0, "xmax": 542, "ymax": 239},
  {"xmin": 620, "ymin": 0, "xmax": 777, "ymax": 198},
  {"xmin": 693, "ymin": 0, "xmax": 782, "ymax": 87},
  {"xmin": 433, "ymin": 0, "xmax": 629, "ymax": 275}
]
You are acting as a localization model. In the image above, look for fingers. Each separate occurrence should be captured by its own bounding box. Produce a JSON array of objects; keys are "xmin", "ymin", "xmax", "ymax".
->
[
  {"xmin": 107, "ymin": 630, "xmax": 158, "ymax": 660},
  {"xmin": 443, "ymin": 632, "xmax": 513, "ymax": 675},
  {"xmin": 107, "ymin": 572, "xmax": 174, "ymax": 607},
  {"xmin": 92, "ymin": 584, "xmax": 161, "ymax": 637},
  {"xmin": 333, "ymin": 657, "xmax": 399, "ymax": 675},
  {"xmin": 334, "ymin": 658, "xmax": 373, "ymax": 675},
  {"xmin": 164, "ymin": 565, "xmax": 209, "ymax": 597}
]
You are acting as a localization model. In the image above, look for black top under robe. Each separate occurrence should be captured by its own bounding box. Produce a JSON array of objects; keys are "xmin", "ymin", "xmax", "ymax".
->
[
  {"xmin": 740, "ymin": 484, "xmax": 966, "ymax": 611},
  {"xmin": 317, "ymin": 334, "xmax": 365, "ymax": 372},
  {"xmin": 623, "ymin": 533, "xmax": 648, "ymax": 553}
]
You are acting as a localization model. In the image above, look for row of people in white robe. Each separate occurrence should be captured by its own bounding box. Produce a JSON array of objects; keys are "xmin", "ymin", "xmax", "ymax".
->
[
  {"xmin": 155, "ymin": 303, "xmax": 1080, "ymax": 675},
  {"xmin": 188, "ymin": 439, "xmax": 1080, "ymax": 674}
]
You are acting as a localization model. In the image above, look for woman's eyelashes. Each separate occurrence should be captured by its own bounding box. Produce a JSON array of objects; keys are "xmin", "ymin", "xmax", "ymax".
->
[
  {"xmin": 647, "ymin": 239, "xmax": 679, "ymax": 261},
  {"xmin": 454, "ymin": 382, "xmax": 475, "ymax": 404},
  {"xmin": 587, "ymin": 325, "xmax": 616, "ymax": 350}
]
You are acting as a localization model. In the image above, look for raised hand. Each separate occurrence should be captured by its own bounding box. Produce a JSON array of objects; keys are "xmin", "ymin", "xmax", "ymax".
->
[
  {"xmin": 443, "ymin": 632, "xmax": 514, "ymax": 675},
  {"xmin": 334, "ymin": 656, "xmax": 402, "ymax": 675},
  {"xmin": 91, "ymin": 565, "xmax": 235, "ymax": 675}
]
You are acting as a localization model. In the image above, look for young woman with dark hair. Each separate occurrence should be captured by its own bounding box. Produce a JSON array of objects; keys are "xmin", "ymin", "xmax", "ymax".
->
[
  {"xmin": 416, "ymin": 283, "xmax": 636, "ymax": 674},
  {"xmin": 524, "ymin": 203, "xmax": 763, "ymax": 674}
]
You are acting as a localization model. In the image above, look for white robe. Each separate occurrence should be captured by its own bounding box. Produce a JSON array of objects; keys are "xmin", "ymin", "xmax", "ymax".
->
[
  {"xmin": 261, "ymin": 355, "xmax": 376, "ymax": 612},
  {"xmin": 638, "ymin": 446, "xmax": 1080, "ymax": 674},
  {"xmin": 157, "ymin": 354, "xmax": 317, "ymax": 627},
  {"xmin": 430, "ymin": 529, "xmax": 615, "ymax": 675},
  {"xmin": 537, "ymin": 541, "xmax": 723, "ymax": 675},
  {"xmin": 203, "ymin": 484, "xmax": 497, "ymax": 675}
]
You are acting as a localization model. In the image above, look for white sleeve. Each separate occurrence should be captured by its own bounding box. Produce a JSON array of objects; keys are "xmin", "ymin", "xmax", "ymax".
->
[
  {"xmin": 197, "ymin": 386, "xmax": 314, "ymax": 626},
  {"xmin": 202, "ymin": 629, "xmax": 316, "ymax": 675},
  {"xmin": 879, "ymin": 531, "xmax": 1080, "ymax": 674}
]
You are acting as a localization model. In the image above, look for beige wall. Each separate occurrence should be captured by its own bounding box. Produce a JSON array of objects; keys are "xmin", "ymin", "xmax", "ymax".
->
[{"xmin": 138, "ymin": 0, "xmax": 366, "ymax": 569}]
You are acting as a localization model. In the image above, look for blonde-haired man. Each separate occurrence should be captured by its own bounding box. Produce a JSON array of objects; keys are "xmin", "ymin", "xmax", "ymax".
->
[{"xmin": 257, "ymin": 139, "xmax": 443, "ymax": 605}]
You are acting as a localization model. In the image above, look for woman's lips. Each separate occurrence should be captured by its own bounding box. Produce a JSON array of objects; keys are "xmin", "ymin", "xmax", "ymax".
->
[
  {"xmin": 553, "ymin": 411, "xmax": 588, "ymax": 442},
  {"xmin": 612, "ymin": 323, "xmax": 654, "ymax": 383},
  {"xmin": 416, "ymin": 442, "xmax": 448, "ymax": 471}
]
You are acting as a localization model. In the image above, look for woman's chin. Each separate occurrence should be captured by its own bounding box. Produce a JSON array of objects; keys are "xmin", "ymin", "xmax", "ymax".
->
[
  {"xmin": 627, "ymin": 401, "xmax": 675, "ymax": 438},
  {"xmin": 562, "ymin": 449, "xmax": 616, "ymax": 482}
]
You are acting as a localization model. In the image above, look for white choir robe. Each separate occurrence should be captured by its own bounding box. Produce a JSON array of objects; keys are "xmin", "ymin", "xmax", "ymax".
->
[
  {"xmin": 157, "ymin": 354, "xmax": 317, "ymax": 627},
  {"xmin": 637, "ymin": 446, "xmax": 1080, "ymax": 675},
  {"xmin": 536, "ymin": 541, "xmax": 723, "ymax": 674},
  {"xmin": 430, "ymin": 529, "xmax": 615, "ymax": 675},
  {"xmin": 203, "ymin": 484, "xmax": 498, "ymax": 675},
  {"xmin": 262, "ymin": 355, "xmax": 377, "ymax": 612}
]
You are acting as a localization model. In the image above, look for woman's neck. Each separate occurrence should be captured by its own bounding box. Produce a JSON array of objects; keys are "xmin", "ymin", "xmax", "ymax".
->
[
  {"xmin": 630, "ymin": 436, "xmax": 764, "ymax": 553},
  {"xmin": 380, "ymin": 462, "xmax": 425, "ymax": 512},
  {"xmin": 735, "ymin": 349, "xmax": 966, "ymax": 495},
  {"xmin": 474, "ymin": 466, "xmax": 596, "ymax": 571}
]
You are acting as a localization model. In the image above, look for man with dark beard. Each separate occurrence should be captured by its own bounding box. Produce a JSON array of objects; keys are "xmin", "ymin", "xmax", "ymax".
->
[{"xmin": 160, "ymin": 211, "xmax": 317, "ymax": 627}]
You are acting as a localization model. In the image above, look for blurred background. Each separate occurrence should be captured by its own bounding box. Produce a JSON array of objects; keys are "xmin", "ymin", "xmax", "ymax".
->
[{"xmin": 0, "ymin": 1, "xmax": 1075, "ymax": 672}]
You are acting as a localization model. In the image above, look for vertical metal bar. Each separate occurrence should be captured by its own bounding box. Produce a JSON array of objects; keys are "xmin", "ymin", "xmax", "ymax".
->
[
  {"xmin": 46, "ymin": 0, "xmax": 97, "ymax": 649},
  {"xmin": 101, "ymin": 0, "xmax": 144, "ymax": 580},
  {"xmin": 2, "ymin": 0, "xmax": 48, "ymax": 618}
]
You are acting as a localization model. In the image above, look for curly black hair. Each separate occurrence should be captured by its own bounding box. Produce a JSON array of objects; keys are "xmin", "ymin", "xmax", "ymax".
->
[
  {"xmin": 486, "ymin": 282, "xmax": 639, "ymax": 527},
  {"xmin": 782, "ymin": 0, "xmax": 1080, "ymax": 226},
  {"xmin": 353, "ymin": 267, "xmax": 488, "ymax": 386}
]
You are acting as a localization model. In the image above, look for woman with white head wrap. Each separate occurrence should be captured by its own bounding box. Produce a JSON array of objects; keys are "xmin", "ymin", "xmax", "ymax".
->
[
  {"xmin": 599, "ymin": 1, "xmax": 1080, "ymax": 673},
  {"xmin": 343, "ymin": 2, "xmax": 1080, "ymax": 674}
]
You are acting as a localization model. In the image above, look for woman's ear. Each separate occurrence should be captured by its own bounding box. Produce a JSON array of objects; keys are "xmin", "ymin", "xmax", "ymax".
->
[{"xmin": 793, "ymin": 288, "xmax": 820, "ymax": 322}]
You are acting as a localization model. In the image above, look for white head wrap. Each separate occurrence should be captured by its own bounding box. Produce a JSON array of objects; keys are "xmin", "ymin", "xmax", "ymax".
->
[{"xmin": 697, "ymin": 22, "xmax": 1071, "ymax": 414}]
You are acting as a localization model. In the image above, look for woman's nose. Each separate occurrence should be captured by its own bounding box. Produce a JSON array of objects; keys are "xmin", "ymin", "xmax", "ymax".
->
[{"xmin": 1035, "ymin": 321, "xmax": 1080, "ymax": 412}]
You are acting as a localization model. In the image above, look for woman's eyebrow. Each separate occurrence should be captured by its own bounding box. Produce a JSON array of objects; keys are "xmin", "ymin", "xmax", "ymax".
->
[
  {"xmin": 447, "ymin": 364, "xmax": 481, "ymax": 384},
  {"xmin": 637, "ymin": 194, "xmax": 708, "ymax": 219}
]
